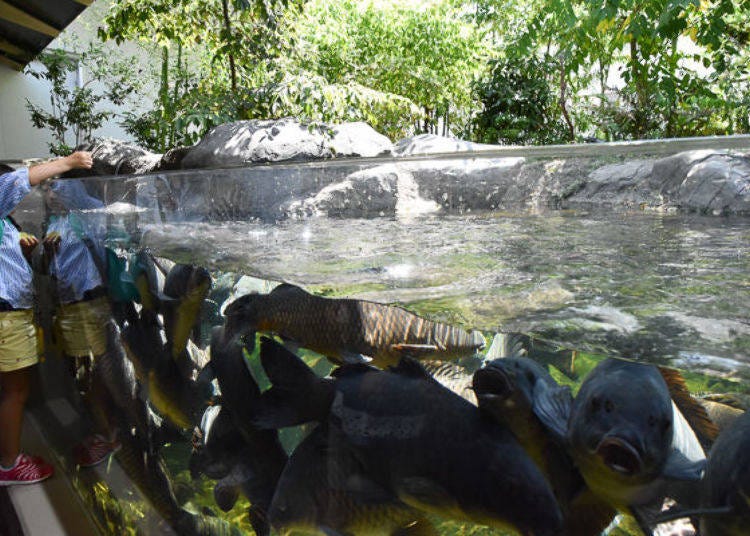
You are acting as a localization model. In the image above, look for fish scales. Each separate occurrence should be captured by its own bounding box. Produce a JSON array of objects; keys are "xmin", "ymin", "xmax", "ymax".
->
[{"xmin": 226, "ymin": 283, "xmax": 483, "ymax": 367}]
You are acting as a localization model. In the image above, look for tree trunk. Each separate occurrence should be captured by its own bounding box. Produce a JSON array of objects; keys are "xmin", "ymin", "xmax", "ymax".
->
[
  {"xmin": 559, "ymin": 58, "xmax": 575, "ymax": 141},
  {"xmin": 221, "ymin": 0, "xmax": 237, "ymax": 92},
  {"xmin": 630, "ymin": 36, "xmax": 649, "ymax": 138}
]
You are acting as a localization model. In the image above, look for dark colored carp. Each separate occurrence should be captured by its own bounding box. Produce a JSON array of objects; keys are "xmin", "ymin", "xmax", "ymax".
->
[
  {"xmin": 698, "ymin": 393, "xmax": 747, "ymax": 433},
  {"xmin": 162, "ymin": 263, "xmax": 212, "ymax": 361},
  {"xmin": 118, "ymin": 258, "xmax": 214, "ymax": 431},
  {"xmin": 536, "ymin": 357, "xmax": 706, "ymax": 534},
  {"xmin": 207, "ymin": 328, "xmax": 289, "ymax": 536},
  {"xmin": 224, "ymin": 283, "xmax": 486, "ymax": 368},
  {"xmin": 698, "ymin": 410, "xmax": 750, "ymax": 535},
  {"xmin": 257, "ymin": 337, "xmax": 563, "ymax": 535},
  {"xmin": 270, "ymin": 422, "xmax": 437, "ymax": 536},
  {"xmin": 472, "ymin": 357, "xmax": 615, "ymax": 535},
  {"xmin": 653, "ymin": 410, "xmax": 750, "ymax": 535}
]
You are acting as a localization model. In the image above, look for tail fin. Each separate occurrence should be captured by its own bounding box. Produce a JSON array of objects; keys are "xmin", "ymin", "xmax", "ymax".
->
[{"xmin": 255, "ymin": 337, "xmax": 334, "ymax": 428}]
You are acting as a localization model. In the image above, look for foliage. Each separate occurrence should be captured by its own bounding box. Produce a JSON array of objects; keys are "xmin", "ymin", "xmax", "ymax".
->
[
  {"xmin": 290, "ymin": 0, "xmax": 487, "ymax": 135},
  {"xmin": 470, "ymin": 55, "xmax": 570, "ymax": 145},
  {"xmin": 56, "ymin": 0, "xmax": 750, "ymax": 152},
  {"xmin": 99, "ymin": 0, "xmax": 301, "ymax": 151},
  {"xmin": 24, "ymin": 46, "xmax": 137, "ymax": 156}
]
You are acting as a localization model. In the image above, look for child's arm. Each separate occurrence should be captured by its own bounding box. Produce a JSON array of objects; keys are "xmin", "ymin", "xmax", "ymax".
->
[{"xmin": 28, "ymin": 151, "xmax": 93, "ymax": 186}]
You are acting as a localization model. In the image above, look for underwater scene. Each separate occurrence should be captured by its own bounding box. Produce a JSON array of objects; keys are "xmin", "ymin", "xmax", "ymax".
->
[{"xmin": 22, "ymin": 154, "xmax": 750, "ymax": 536}]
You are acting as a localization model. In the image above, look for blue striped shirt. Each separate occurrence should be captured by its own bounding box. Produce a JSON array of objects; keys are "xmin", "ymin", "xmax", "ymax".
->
[
  {"xmin": 47, "ymin": 212, "xmax": 105, "ymax": 303},
  {"xmin": 0, "ymin": 168, "xmax": 33, "ymax": 309}
]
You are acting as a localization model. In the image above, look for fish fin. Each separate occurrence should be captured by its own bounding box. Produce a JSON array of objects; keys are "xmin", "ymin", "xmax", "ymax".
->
[
  {"xmin": 389, "ymin": 357, "xmax": 433, "ymax": 379},
  {"xmin": 630, "ymin": 503, "xmax": 661, "ymax": 536},
  {"xmin": 566, "ymin": 488, "xmax": 616, "ymax": 536},
  {"xmin": 659, "ymin": 366, "xmax": 719, "ymax": 449},
  {"xmin": 270, "ymin": 282, "xmax": 307, "ymax": 296},
  {"xmin": 279, "ymin": 336, "xmax": 300, "ymax": 354},
  {"xmin": 396, "ymin": 477, "xmax": 458, "ymax": 514},
  {"xmin": 213, "ymin": 480, "xmax": 239, "ymax": 512},
  {"xmin": 391, "ymin": 343, "xmax": 440, "ymax": 357},
  {"xmin": 248, "ymin": 504, "xmax": 270, "ymax": 536},
  {"xmin": 340, "ymin": 351, "xmax": 373, "ymax": 364},
  {"xmin": 662, "ymin": 449, "xmax": 706, "ymax": 481},
  {"xmin": 421, "ymin": 361, "xmax": 473, "ymax": 400},
  {"xmin": 485, "ymin": 332, "xmax": 527, "ymax": 360},
  {"xmin": 532, "ymin": 383, "xmax": 573, "ymax": 443},
  {"xmin": 331, "ymin": 363, "xmax": 377, "ymax": 378},
  {"xmin": 254, "ymin": 337, "xmax": 334, "ymax": 427},
  {"xmin": 392, "ymin": 517, "xmax": 439, "ymax": 536},
  {"xmin": 260, "ymin": 336, "xmax": 317, "ymax": 389},
  {"xmin": 652, "ymin": 504, "xmax": 733, "ymax": 524},
  {"xmin": 197, "ymin": 362, "xmax": 215, "ymax": 384}
]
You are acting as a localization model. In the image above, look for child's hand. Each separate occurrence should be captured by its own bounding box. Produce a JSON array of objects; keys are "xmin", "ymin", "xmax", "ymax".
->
[
  {"xmin": 64, "ymin": 151, "xmax": 93, "ymax": 170},
  {"xmin": 19, "ymin": 232, "xmax": 38, "ymax": 263},
  {"xmin": 43, "ymin": 231, "xmax": 62, "ymax": 257}
]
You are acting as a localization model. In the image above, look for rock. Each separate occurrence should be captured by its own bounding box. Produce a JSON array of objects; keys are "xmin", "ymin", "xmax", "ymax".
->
[
  {"xmin": 76, "ymin": 138, "xmax": 161, "ymax": 176},
  {"xmin": 286, "ymin": 165, "xmax": 399, "ymax": 218},
  {"xmin": 329, "ymin": 122, "xmax": 393, "ymax": 157},
  {"xmin": 180, "ymin": 118, "xmax": 392, "ymax": 169},
  {"xmin": 393, "ymin": 133, "xmax": 498, "ymax": 156},
  {"xmin": 156, "ymin": 146, "xmax": 191, "ymax": 171}
]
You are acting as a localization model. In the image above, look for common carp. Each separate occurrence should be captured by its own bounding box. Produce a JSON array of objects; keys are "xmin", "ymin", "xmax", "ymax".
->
[
  {"xmin": 162, "ymin": 263, "xmax": 212, "ymax": 361},
  {"xmin": 269, "ymin": 422, "xmax": 437, "ymax": 536},
  {"xmin": 535, "ymin": 357, "xmax": 707, "ymax": 534},
  {"xmin": 224, "ymin": 283, "xmax": 486, "ymax": 368},
  {"xmin": 472, "ymin": 357, "xmax": 615, "ymax": 535},
  {"xmin": 256, "ymin": 337, "xmax": 563, "ymax": 535},
  {"xmin": 653, "ymin": 409, "xmax": 750, "ymax": 535},
  {"xmin": 205, "ymin": 328, "xmax": 289, "ymax": 536}
]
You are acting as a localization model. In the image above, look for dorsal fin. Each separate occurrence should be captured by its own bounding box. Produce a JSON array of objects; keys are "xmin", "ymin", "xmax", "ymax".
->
[
  {"xmin": 658, "ymin": 366, "xmax": 719, "ymax": 449},
  {"xmin": 270, "ymin": 282, "xmax": 308, "ymax": 296},
  {"xmin": 700, "ymin": 392, "xmax": 750, "ymax": 411},
  {"xmin": 331, "ymin": 363, "xmax": 377, "ymax": 378},
  {"xmin": 389, "ymin": 357, "xmax": 433, "ymax": 379}
]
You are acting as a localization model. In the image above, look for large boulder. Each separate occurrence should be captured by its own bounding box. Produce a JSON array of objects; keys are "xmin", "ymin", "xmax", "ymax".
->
[
  {"xmin": 76, "ymin": 138, "xmax": 161, "ymax": 176},
  {"xmin": 180, "ymin": 118, "xmax": 393, "ymax": 169},
  {"xmin": 393, "ymin": 133, "xmax": 498, "ymax": 156},
  {"xmin": 567, "ymin": 150, "xmax": 750, "ymax": 214}
]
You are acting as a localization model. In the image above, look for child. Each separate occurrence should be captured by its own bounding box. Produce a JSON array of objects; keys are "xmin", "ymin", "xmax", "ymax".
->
[
  {"xmin": 0, "ymin": 152, "xmax": 92, "ymax": 485},
  {"xmin": 43, "ymin": 178, "xmax": 120, "ymax": 467}
]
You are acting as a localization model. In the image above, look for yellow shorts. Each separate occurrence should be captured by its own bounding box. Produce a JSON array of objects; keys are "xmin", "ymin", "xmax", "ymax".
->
[
  {"xmin": 0, "ymin": 309, "xmax": 39, "ymax": 372},
  {"xmin": 55, "ymin": 296, "xmax": 110, "ymax": 358}
]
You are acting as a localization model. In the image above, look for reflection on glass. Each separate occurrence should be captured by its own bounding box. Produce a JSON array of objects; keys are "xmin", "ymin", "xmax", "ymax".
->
[{"xmin": 18, "ymin": 155, "xmax": 749, "ymax": 536}]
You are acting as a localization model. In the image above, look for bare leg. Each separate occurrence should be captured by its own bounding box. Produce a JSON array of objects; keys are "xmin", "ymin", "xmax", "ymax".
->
[{"xmin": 0, "ymin": 368, "xmax": 31, "ymax": 467}]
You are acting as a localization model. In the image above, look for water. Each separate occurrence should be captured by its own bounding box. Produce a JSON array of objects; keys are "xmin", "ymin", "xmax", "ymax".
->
[
  {"xmin": 136, "ymin": 210, "xmax": 750, "ymax": 383},
  {"xmin": 27, "ymin": 147, "xmax": 750, "ymax": 536}
]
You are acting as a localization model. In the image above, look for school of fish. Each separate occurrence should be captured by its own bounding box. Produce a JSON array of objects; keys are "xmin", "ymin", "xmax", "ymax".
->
[{"xmin": 55, "ymin": 247, "xmax": 749, "ymax": 536}]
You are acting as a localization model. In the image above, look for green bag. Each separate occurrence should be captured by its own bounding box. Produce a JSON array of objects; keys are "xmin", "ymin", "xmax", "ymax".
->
[{"xmin": 106, "ymin": 247, "xmax": 140, "ymax": 303}]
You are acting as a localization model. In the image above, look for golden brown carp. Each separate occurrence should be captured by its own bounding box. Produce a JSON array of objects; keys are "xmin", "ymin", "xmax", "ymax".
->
[{"xmin": 224, "ymin": 283, "xmax": 485, "ymax": 368}]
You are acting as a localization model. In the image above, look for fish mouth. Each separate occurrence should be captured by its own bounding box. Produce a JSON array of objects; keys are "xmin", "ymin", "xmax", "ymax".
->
[
  {"xmin": 472, "ymin": 365, "xmax": 514, "ymax": 400},
  {"xmin": 596, "ymin": 436, "xmax": 643, "ymax": 476}
]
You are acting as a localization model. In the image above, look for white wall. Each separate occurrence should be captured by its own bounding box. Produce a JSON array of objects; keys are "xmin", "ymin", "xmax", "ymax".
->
[{"xmin": 0, "ymin": 0, "xmax": 155, "ymax": 161}]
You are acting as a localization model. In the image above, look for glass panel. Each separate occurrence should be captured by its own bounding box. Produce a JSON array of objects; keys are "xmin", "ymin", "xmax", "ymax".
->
[{"xmin": 7, "ymin": 141, "xmax": 749, "ymax": 535}]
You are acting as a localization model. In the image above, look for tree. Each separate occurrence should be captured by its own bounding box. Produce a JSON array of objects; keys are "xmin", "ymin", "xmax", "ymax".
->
[
  {"xmin": 287, "ymin": 0, "xmax": 488, "ymax": 135},
  {"xmin": 25, "ymin": 46, "xmax": 137, "ymax": 155},
  {"xmin": 98, "ymin": 0, "xmax": 300, "ymax": 151}
]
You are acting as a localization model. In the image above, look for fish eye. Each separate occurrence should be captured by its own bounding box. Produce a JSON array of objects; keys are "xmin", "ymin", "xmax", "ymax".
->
[
  {"xmin": 589, "ymin": 396, "xmax": 601, "ymax": 413},
  {"xmin": 604, "ymin": 400, "xmax": 614, "ymax": 413}
]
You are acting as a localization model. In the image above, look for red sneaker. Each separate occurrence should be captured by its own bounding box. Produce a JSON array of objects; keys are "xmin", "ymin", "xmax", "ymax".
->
[
  {"xmin": 0, "ymin": 454, "xmax": 54, "ymax": 486},
  {"xmin": 73, "ymin": 435, "xmax": 121, "ymax": 468}
]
